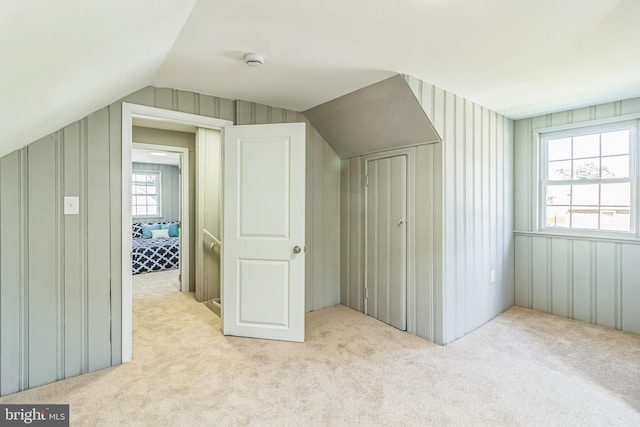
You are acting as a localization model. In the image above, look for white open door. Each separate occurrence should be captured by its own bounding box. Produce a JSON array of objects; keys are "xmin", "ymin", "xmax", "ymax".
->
[{"xmin": 222, "ymin": 123, "xmax": 306, "ymax": 342}]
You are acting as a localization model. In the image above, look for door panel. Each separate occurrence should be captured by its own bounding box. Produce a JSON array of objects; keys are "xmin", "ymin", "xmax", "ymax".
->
[
  {"xmin": 223, "ymin": 123, "xmax": 306, "ymax": 342},
  {"xmin": 238, "ymin": 259, "xmax": 289, "ymax": 326},
  {"xmin": 365, "ymin": 155, "xmax": 407, "ymax": 330},
  {"xmin": 239, "ymin": 138, "xmax": 289, "ymax": 237}
]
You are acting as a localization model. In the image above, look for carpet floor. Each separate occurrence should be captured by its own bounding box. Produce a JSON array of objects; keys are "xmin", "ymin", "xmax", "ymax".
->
[{"xmin": 1, "ymin": 270, "xmax": 639, "ymax": 426}]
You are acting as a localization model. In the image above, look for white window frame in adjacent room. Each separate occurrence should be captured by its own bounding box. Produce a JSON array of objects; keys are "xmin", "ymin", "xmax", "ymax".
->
[
  {"xmin": 132, "ymin": 170, "xmax": 162, "ymax": 218},
  {"xmin": 538, "ymin": 118, "xmax": 639, "ymax": 238}
]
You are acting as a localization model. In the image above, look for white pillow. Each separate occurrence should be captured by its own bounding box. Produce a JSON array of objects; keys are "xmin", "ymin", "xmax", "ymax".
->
[{"xmin": 151, "ymin": 228, "xmax": 170, "ymax": 239}]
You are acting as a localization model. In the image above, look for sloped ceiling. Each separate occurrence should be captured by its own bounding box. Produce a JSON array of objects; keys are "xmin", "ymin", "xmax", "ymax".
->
[
  {"xmin": 2, "ymin": 0, "xmax": 640, "ymax": 158},
  {"xmin": 0, "ymin": 0, "xmax": 198, "ymax": 157},
  {"xmin": 304, "ymin": 75, "xmax": 440, "ymax": 158}
]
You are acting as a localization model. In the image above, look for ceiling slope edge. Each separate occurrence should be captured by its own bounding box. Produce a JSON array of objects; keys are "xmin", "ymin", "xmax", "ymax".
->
[{"xmin": 303, "ymin": 74, "xmax": 441, "ymax": 159}]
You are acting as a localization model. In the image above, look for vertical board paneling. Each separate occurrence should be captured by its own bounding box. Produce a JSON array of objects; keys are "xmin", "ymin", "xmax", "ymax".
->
[
  {"xmin": 63, "ymin": 122, "xmax": 83, "ymax": 378},
  {"xmin": 621, "ymin": 245, "xmax": 640, "ymax": 334},
  {"xmin": 311, "ymin": 130, "xmax": 324, "ymax": 310},
  {"xmin": 86, "ymin": 110, "xmax": 112, "ymax": 371},
  {"xmin": 154, "ymin": 88, "xmax": 176, "ymax": 110},
  {"xmin": 400, "ymin": 75, "xmax": 515, "ymax": 344},
  {"xmin": 325, "ymin": 144, "xmax": 341, "ymax": 306},
  {"xmin": 177, "ymin": 91, "xmax": 196, "ymax": 114},
  {"xmin": 571, "ymin": 241, "xmax": 592, "ymax": 323},
  {"xmin": 595, "ymin": 242, "xmax": 616, "ymax": 329},
  {"xmin": 27, "ymin": 137, "xmax": 58, "ymax": 388},
  {"xmin": 514, "ymin": 236, "xmax": 530, "ymax": 307},
  {"xmin": 0, "ymin": 151, "xmax": 26, "ymax": 395},
  {"xmin": 2, "ymin": 87, "xmax": 309, "ymax": 396},
  {"xmin": 340, "ymin": 160, "xmax": 350, "ymax": 306},
  {"xmin": 514, "ymin": 95, "xmax": 640, "ymax": 334},
  {"xmin": 415, "ymin": 145, "xmax": 434, "ymax": 340},
  {"xmin": 456, "ymin": 100, "xmax": 464, "ymax": 340},
  {"xmin": 348, "ymin": 157, "xmax": 363, "ymax": 311},
  {"xmin": 108, "ymin": 101, "xmax": 124, "ymax": 366},
  {"xmin": 348, "ymin": 75, "xmax": 514, "ymax": 344},
  {"xmin": 550, "ymin": 239, "xmax": 569, "ymax": 317},
  {"xmin": 531, "ymin": 237, "xmax": 549, "ymax": 312},
  {"xmin": 513, "ymin": 120, "xmax": 531, "ymax": 231}
]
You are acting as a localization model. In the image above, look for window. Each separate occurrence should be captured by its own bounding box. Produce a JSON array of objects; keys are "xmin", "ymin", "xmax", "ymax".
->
[
  {"xmin": 132, "ymin": 171, "xmax": 161, "ymax": 217},
  {"xmin": 540, "ymin": 120, "xmax": 637, "ymax": 235}
]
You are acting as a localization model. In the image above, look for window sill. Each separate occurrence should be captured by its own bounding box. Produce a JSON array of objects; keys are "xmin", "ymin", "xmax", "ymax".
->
[{"xmin": 513, "ymin": 230, "xmax": 640, "ymax": 245}]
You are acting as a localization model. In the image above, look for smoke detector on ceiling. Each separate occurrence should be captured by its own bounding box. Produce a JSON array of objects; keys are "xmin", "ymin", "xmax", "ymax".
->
[{"xmin": 244, "ymin": 53, "xmax": 264, "ymax": 67}]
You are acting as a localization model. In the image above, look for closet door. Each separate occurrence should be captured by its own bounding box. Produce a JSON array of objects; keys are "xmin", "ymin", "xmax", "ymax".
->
[{"xmin": 365, "ymin": 155, "xmax": 407, "ymax": 330}]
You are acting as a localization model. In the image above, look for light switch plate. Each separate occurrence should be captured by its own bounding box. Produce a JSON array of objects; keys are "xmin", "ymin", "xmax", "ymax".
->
[{"xmin": 64, "ymin": 196, "xmax": 79, "ymax": 215}]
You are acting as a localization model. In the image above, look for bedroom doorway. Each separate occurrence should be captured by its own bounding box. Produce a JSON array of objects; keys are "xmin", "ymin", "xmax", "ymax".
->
[
  {"xmin": 131, "ymin": 143, "xmax": 190, "ymax": 292},
  {"xmin": 122, "ymin": 103, "xmax": 307, "ymax": 362}
]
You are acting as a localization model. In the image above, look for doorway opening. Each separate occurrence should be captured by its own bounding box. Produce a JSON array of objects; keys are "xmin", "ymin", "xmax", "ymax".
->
[
  {"xmin": 122, "ymin": 103, "xmax": 232, "ymax": 363},
  {"xmin": 131, "ymin": 144, "xmax": 189, "ymax": 292}
]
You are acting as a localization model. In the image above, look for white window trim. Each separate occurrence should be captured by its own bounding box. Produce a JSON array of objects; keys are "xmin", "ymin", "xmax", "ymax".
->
[
  {"xmin": 536, "ymin": 118, "xmax": 640, "ymax": 239},
  {"xmin": 132, "ymin": 170, "xmax": 162, "ymax": 218}
]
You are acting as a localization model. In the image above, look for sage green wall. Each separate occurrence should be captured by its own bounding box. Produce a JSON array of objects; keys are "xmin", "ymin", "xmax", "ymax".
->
[
  {"xmin": 0, "ymin": 86, "xmax": 341, "ymax": 397},
  {"xmin": 406, "ymin": 75, "xmax": 514, "ymax": 345},
  {"xmin": 340, "ymin": 75, "xmax": 514, "ymax": 345},
  {"xmin": 132, "ymin": 127, "xmax": 196, "ymax": 291},
  {"xmin": 514, "ymin": 97, "xmax": 640, "ymax": 334}
]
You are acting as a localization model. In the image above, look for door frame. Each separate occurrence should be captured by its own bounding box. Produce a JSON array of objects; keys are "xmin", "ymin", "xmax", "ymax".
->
[
  {"xmin": 132, "ymin": 142, "xmax": 190, "ymax": 293},
  {"xmin": 362, "ymin": 146, "xmax": 416, "ymax": 331},
  {"xmin": 122, "ymin": 102, "xmax": 232, "ymax": 363}
]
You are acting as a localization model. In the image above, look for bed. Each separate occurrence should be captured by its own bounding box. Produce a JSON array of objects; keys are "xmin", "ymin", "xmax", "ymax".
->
[{"xmin": 132, "ymin": 222, "xmax": 180, "ymax": 275}]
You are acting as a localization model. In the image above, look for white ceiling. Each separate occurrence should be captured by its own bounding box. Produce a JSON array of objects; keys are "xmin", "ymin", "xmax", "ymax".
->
[
  {"xmin": 2, "ymin": 0, "xmax": 640, "ymax": 158},
  {"xmin": 132, "ymin": 148, "xmax": 180, "ymax": 166}
]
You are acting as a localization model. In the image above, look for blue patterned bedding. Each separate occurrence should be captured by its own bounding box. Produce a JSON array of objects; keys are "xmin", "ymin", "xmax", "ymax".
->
[{"xmin": 132, "ymin": 221, "xmax": 180, "ymax": 275}]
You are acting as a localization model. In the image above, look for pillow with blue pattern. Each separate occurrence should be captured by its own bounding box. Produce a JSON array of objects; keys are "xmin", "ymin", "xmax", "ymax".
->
[{"xmin": 160, "ymin": 222, "xmax": 179, "ymax": 237}]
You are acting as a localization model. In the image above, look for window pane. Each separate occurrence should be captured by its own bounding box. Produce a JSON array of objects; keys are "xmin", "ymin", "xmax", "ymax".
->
[
  {"xmin": 600, "ymin": 207, "xmax": 630, "ymax": 232},
  {"xmin": 546, "ymin": 206, "xmax": 570, "ymax": 227},
  {"xmin": 147, "ymin": 206, "xmax": 158, "ymax": 215},
  {"xmin": 548, "ymin": 160, "xmax": 572, "ymax": 180},
  {"xmin": 571, "ymin": 206, "xmax": 599, "ymax": 229},
  {"xmin": 572, "ymin": 184, "xmax": 598, "ymax": 205},
  {"xmin": 573, "ymin": 158, "xmax": 600, "ymax": 180},
  {"xmin": 147, "ymin": 175, "xmax": 157, "ymax": 184},
  {"xmin": 133, "ymin": 185, "xmax": 147, "ymax": 195},
  {"xmin": 572, "ymin": 134, "xmax": 599, "ymax": 159},
  {"xmin": 601, "ymin": 130, "xmax": 629, "ymax": 156},
  {"xmin": 548, "ymin": 138, "xmax": 572, "ymax": 161},
  {"xmin": 546, "ymin": 184, "xmax": 571, "ymax": 205},
  {"xmin": 601, "ymin": 155, "xmax": 629, "ymax": 178},
  {"xmin": 145, "ymin": 196, "xmax": 157, "ymax": 206},
  {"xmin": 601, "ymin": 182, "xmax": 631, "ymax": 206}
]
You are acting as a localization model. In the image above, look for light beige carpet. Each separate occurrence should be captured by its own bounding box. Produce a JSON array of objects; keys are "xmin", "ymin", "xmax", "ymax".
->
[{"xmin": 1, "ymin": 270, "xmax": 639, "ymax": 426}]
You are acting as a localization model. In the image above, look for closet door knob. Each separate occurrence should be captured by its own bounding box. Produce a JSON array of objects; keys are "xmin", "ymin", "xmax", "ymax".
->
[{"xmin": 292, "ymin": 245, "xmax": 302, "ymax": 254}]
